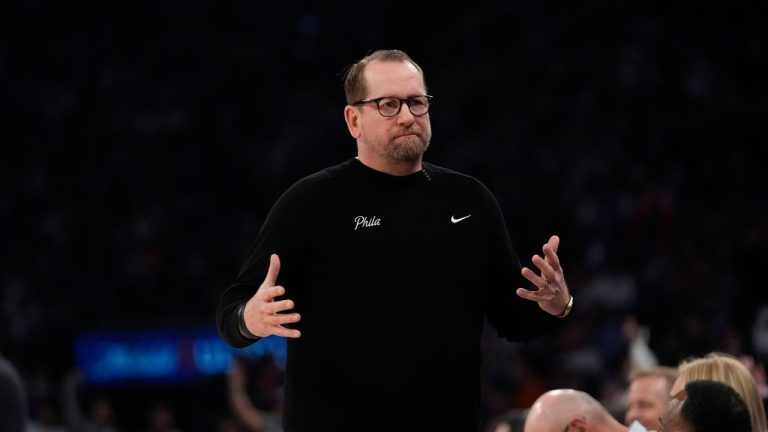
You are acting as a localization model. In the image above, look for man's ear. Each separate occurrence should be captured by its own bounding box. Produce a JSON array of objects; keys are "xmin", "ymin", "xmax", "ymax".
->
[
  {"xmin": 344, "ymin": 105, "xmax": 361, "ymax": 139},
  {"xmin": 568, "ymin": 416, "xmax": 589, "ymax": 432}
]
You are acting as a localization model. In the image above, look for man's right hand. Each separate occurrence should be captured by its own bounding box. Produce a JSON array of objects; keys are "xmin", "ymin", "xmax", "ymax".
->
[{"xmin": 242, "ymin": 254, "xmax": 301, "ymax": 338}]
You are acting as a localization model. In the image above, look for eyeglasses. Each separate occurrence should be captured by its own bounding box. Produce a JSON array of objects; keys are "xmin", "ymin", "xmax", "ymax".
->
[{"xmin": 352, "ymin": 95, "xmax": 433, "ymax": 117}]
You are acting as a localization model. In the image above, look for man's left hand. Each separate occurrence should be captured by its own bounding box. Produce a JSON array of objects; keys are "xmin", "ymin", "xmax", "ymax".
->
[{"xmin": 516, "ymin": 235, "xmax": 572, "ymax": 316}]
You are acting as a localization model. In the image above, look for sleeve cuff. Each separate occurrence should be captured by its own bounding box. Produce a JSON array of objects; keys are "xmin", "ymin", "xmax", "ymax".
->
[{"xmin": 236, "ymin": 303, "xmax": 260, "ymax": 340}]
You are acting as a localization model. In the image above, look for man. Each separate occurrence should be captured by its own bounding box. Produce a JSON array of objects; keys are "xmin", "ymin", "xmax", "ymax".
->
[
  {"xmin": 524, "ymin": 389, "xmax": 628, "ymax": 432},
  {"xmin": 659, "ymin": 380, "xmax": 750, "ymax": 432},
  {"xmin": 624, "ymin": 367, "xmax": 678, "ymax": 431},
  {"xmin": 217, "ymin": 49, "xmax": 573, "ymax": 431}
]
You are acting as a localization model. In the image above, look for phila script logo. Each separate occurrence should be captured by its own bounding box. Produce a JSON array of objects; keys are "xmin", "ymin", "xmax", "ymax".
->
[{"xmin": 354, "ymin": 215, "xmax": 381, "ymax": 230}]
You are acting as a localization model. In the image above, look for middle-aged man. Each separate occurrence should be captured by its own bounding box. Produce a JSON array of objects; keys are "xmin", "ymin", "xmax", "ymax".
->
[
  {"xmin": 217, "ymin": 49, "xmax": 573, "ymax": 431},
  {"xmin": 524, "ymin": 389, "xmax": 628, "ymax": 432},
  {"xmin": 659, "ymin": 380, "xmax": 751, "ymax": 432},
  {"xmin": 625, "ymin": 366, "xmax": 678, "ymax": 430}
]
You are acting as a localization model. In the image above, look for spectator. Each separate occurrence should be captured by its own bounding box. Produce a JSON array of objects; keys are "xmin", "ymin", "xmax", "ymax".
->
[
  {"xmin": 524, "ymin": 389, "xmax": 627, "ymax": 432},
  {"xmin": 624, "ymin": 366, "xmax": 677, "ymax": 430},
  {"xmin": 672, "ymin": 352, "xmax": 768, "ymax": 432},
  {"xmin": 660, "ymin": 379, "xmax": 750, "ymax": 432},
  {"xmin": 227, "ymin": 358, "xmax": 282, "ymax": 432}
]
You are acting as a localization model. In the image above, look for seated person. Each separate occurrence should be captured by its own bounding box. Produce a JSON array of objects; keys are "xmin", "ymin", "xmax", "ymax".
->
[
  {"xmin": 673, "ymin": 352, "xmax": 767, "ymax": 432},
  {"xmin": 625, "ymin": 366, "xmax": 677, "ymax": 431},
  {"xmin": 660, "ymin": 379, "xmax": 750, "ymax": 432},
  {"xmin": 524, "ymin": 389, "xmax": 627, "ymax": 432}
]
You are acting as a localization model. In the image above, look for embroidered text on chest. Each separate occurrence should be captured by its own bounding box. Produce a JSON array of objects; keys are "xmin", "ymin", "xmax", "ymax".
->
[{"xmin": 354, "ymin": 215, "xmax": 381, "ymax": 230}]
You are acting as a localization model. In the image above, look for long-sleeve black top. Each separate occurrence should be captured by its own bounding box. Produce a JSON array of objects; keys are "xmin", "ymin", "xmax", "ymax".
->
[{"xmin": 217, "ymin": 158, "xmax": 563, "ymax": 431}]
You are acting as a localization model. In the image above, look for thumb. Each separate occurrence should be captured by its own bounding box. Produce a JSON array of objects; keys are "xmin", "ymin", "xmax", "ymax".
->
[{"xmin": 263, "ymin": 254, "xmax": 281, "ymax": 287}]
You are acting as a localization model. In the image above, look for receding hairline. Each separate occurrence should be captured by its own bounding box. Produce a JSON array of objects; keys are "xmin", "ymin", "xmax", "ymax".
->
[
  {"xmin": 629, "ymin": 366, "xmax": 679, "ymax": 388},
  {"xmin": 529, "ymin": 389, "xmax": 609, "ymax": 423},
  {"xmin": 342, "ymin": 49, "xmax": 427, "ymax": 104}
]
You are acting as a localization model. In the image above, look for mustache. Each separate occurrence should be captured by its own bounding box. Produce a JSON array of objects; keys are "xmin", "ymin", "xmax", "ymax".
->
[{"xmin": 393, "ymin": 128, "xmax": 423, "ymax": 138}]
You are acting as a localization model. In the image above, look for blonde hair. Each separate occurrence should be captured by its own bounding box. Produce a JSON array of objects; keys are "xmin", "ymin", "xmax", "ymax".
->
[
  {"xmin": 629, "ymin": 365, "xmax": 679, "ymax": 390},
  {"xmin": 677, "ymin": 353, "xmax": 768, "ymax": 432}
]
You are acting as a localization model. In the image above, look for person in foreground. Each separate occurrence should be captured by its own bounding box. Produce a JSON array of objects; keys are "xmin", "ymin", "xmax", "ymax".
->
[
  {"xmin": 524, "ymin": 389, "xmax": 627, "ymax": 432},
  {"xmin": 660, "ymin": 380, "xmax": 751, "ymax": 432},
  {"xmin": 216, "ymin": 49, "xmax": 573, "ymax": 431},
  {"xmin": 671, "ymin": 352, "xmax": 768, "ymax": 432}
]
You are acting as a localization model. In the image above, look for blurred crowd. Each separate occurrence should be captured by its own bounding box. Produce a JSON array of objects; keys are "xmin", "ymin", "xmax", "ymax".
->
[{"xmin": 2, "ymin": 1, "xmax": 767, "ymax": 431}]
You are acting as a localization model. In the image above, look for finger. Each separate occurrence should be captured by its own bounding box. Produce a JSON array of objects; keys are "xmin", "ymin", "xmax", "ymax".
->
[
  {"xmin": 547, "ymin": 235, "xmax": 560, "ymax": 253},
  {"xmin": 531, "ymin": 255, "xmax": 556, "ymax": 282},
  {"xmin": 270, "ymin": 313, "xmax": 301, "ymax": 325},
  {"xmin": 543, "ymin": 244, "xmax": 562, "ymax": 272},
  {"xmin": 260, "ymin": 285, "xmax": 286, "ymax": 301},
  {"xmin": 263, "ymin": 254, "xmax": 281, "ymax": 287},
  {"xmin": 271, "ymin": 326, "xmax": 301, "ymax": 338},
  {"xmin": 266, "ymin": 299, "xmax": 295, "ymax": 314},
  {"xmin": 516, "ymin": 287, "xmax": 555, "ymax": 302},
  {"xmin": 521, "ymin": 267, "xmax": 548, "ymax": 288}
]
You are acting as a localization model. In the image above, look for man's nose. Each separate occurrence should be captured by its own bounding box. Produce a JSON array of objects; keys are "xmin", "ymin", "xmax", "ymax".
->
[{"xmin": 396, "ymin": 103, "xmax": 416, "ymax": 126}]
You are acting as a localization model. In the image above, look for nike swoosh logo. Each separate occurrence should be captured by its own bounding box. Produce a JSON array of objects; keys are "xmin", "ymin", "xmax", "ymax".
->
[{"xmin": 451, "ymin": 214, "xmax": 471, "ymax": 223}]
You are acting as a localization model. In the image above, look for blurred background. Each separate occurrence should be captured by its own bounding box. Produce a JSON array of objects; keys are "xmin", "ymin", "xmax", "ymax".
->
[{"xmin": 2, "ymin": 1, "xmax": 767, "ymax": 430}]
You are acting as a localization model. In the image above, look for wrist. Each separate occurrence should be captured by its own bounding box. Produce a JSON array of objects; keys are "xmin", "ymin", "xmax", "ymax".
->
[
  {"xmin": 556, "ymin": 294, "xmax": 574, "ymax": 318},
  {"xmin": 237, "ymin": 303, "xmax": 260, "ymax": 340}
]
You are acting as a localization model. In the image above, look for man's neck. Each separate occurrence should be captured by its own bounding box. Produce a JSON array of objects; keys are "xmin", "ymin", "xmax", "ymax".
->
[{"xmin": 356, "ymin": 154, "xmax": 423, "ymax": 176}]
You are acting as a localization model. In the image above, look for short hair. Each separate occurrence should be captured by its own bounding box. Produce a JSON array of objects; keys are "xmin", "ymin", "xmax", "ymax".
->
[
  {"xmin": 677, "ymin": 352, "xmax": 768, "ymax": 432},
  {"xmin": 629, "ymin": 366, "xmax": 678, "ymax": 388},
  {"xmin": 342, "ymin": 49, "xmax": 427, "ymax": 105},
  {"xmin": 681, "ymin": 380, "xmax": 751, "ymax": 432}
]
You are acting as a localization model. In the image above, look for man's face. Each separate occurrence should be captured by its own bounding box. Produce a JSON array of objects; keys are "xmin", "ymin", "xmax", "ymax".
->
[
  {"xmin": 625, "ymin": 375, "xmax": 671, "ymax": 430},
  {"xmin": 353, "ymin": 60, "xmax": 432, "ymax": 163},
  {"xmin": 658, "ymin": 391, "xmax": 691, "ymax": 432},
  {"xmin": 669, "ymin": 377, "xmax": 684, "ymax": 397}
]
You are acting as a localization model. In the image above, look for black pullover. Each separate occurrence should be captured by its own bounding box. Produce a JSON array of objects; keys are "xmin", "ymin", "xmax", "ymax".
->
[{"xmin": 217, "ymin": 158, "xmax": 563, "ymax": 431}]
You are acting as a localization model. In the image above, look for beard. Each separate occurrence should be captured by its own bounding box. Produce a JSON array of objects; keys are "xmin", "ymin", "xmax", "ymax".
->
[{"xmin": 387, "ymin": 134, "xmax": 430, "ymax": 161}]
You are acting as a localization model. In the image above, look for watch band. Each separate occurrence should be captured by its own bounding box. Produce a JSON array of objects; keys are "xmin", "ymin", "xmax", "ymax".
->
[{"xmin": 556, "ymin": 295, "xmax": 574, "ymax": 318}]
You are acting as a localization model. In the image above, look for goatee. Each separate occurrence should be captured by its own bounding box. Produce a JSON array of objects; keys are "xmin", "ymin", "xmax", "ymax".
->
[{"xmin": 388, "ymin": 135, "xmax": 430, "ymax": 161}]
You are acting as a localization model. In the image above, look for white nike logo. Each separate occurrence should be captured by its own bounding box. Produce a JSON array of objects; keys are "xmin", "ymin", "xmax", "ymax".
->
[{"xmin": 451, "ymin": 214, "xmax": 471, "ymax": 223}]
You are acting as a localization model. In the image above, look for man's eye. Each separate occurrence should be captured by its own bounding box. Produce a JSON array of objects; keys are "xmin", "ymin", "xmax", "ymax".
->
[{"xmin": 380, "ymin": 99, "xmax": 399, "ymax": 110}]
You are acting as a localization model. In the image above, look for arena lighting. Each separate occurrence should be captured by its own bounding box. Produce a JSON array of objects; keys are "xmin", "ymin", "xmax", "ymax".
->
[{"xmin": 75, "ymin": 327, "xmax": 286, "ymax": 385}]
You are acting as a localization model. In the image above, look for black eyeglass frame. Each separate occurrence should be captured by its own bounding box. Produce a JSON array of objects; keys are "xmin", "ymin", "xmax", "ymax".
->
[{"xmin": 351, "ymin": 95, "xmax": 434, "ymax": 117}]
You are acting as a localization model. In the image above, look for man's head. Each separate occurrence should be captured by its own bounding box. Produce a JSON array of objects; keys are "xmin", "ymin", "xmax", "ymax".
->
[
  {"xmin": 671, "ymin": 352, "xmax": 767, "ymax": 432},
  {"xmin": 524, "ymin": 389, "xmax": 627, "ymax": 432},
  {"xmin": 343, "ymin": 49, "xmax": 426, "ymax": 105},
  {"xmin": 624, "ymin": 366, "xmax": 677, "ymax": 430},
  {"xmin": 343, "ymin": 50, "xmax": 432, "ymax": 171},
  {"xmin": 660, "ymin": 380, "xmax": 751, "ymax": 432}
]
